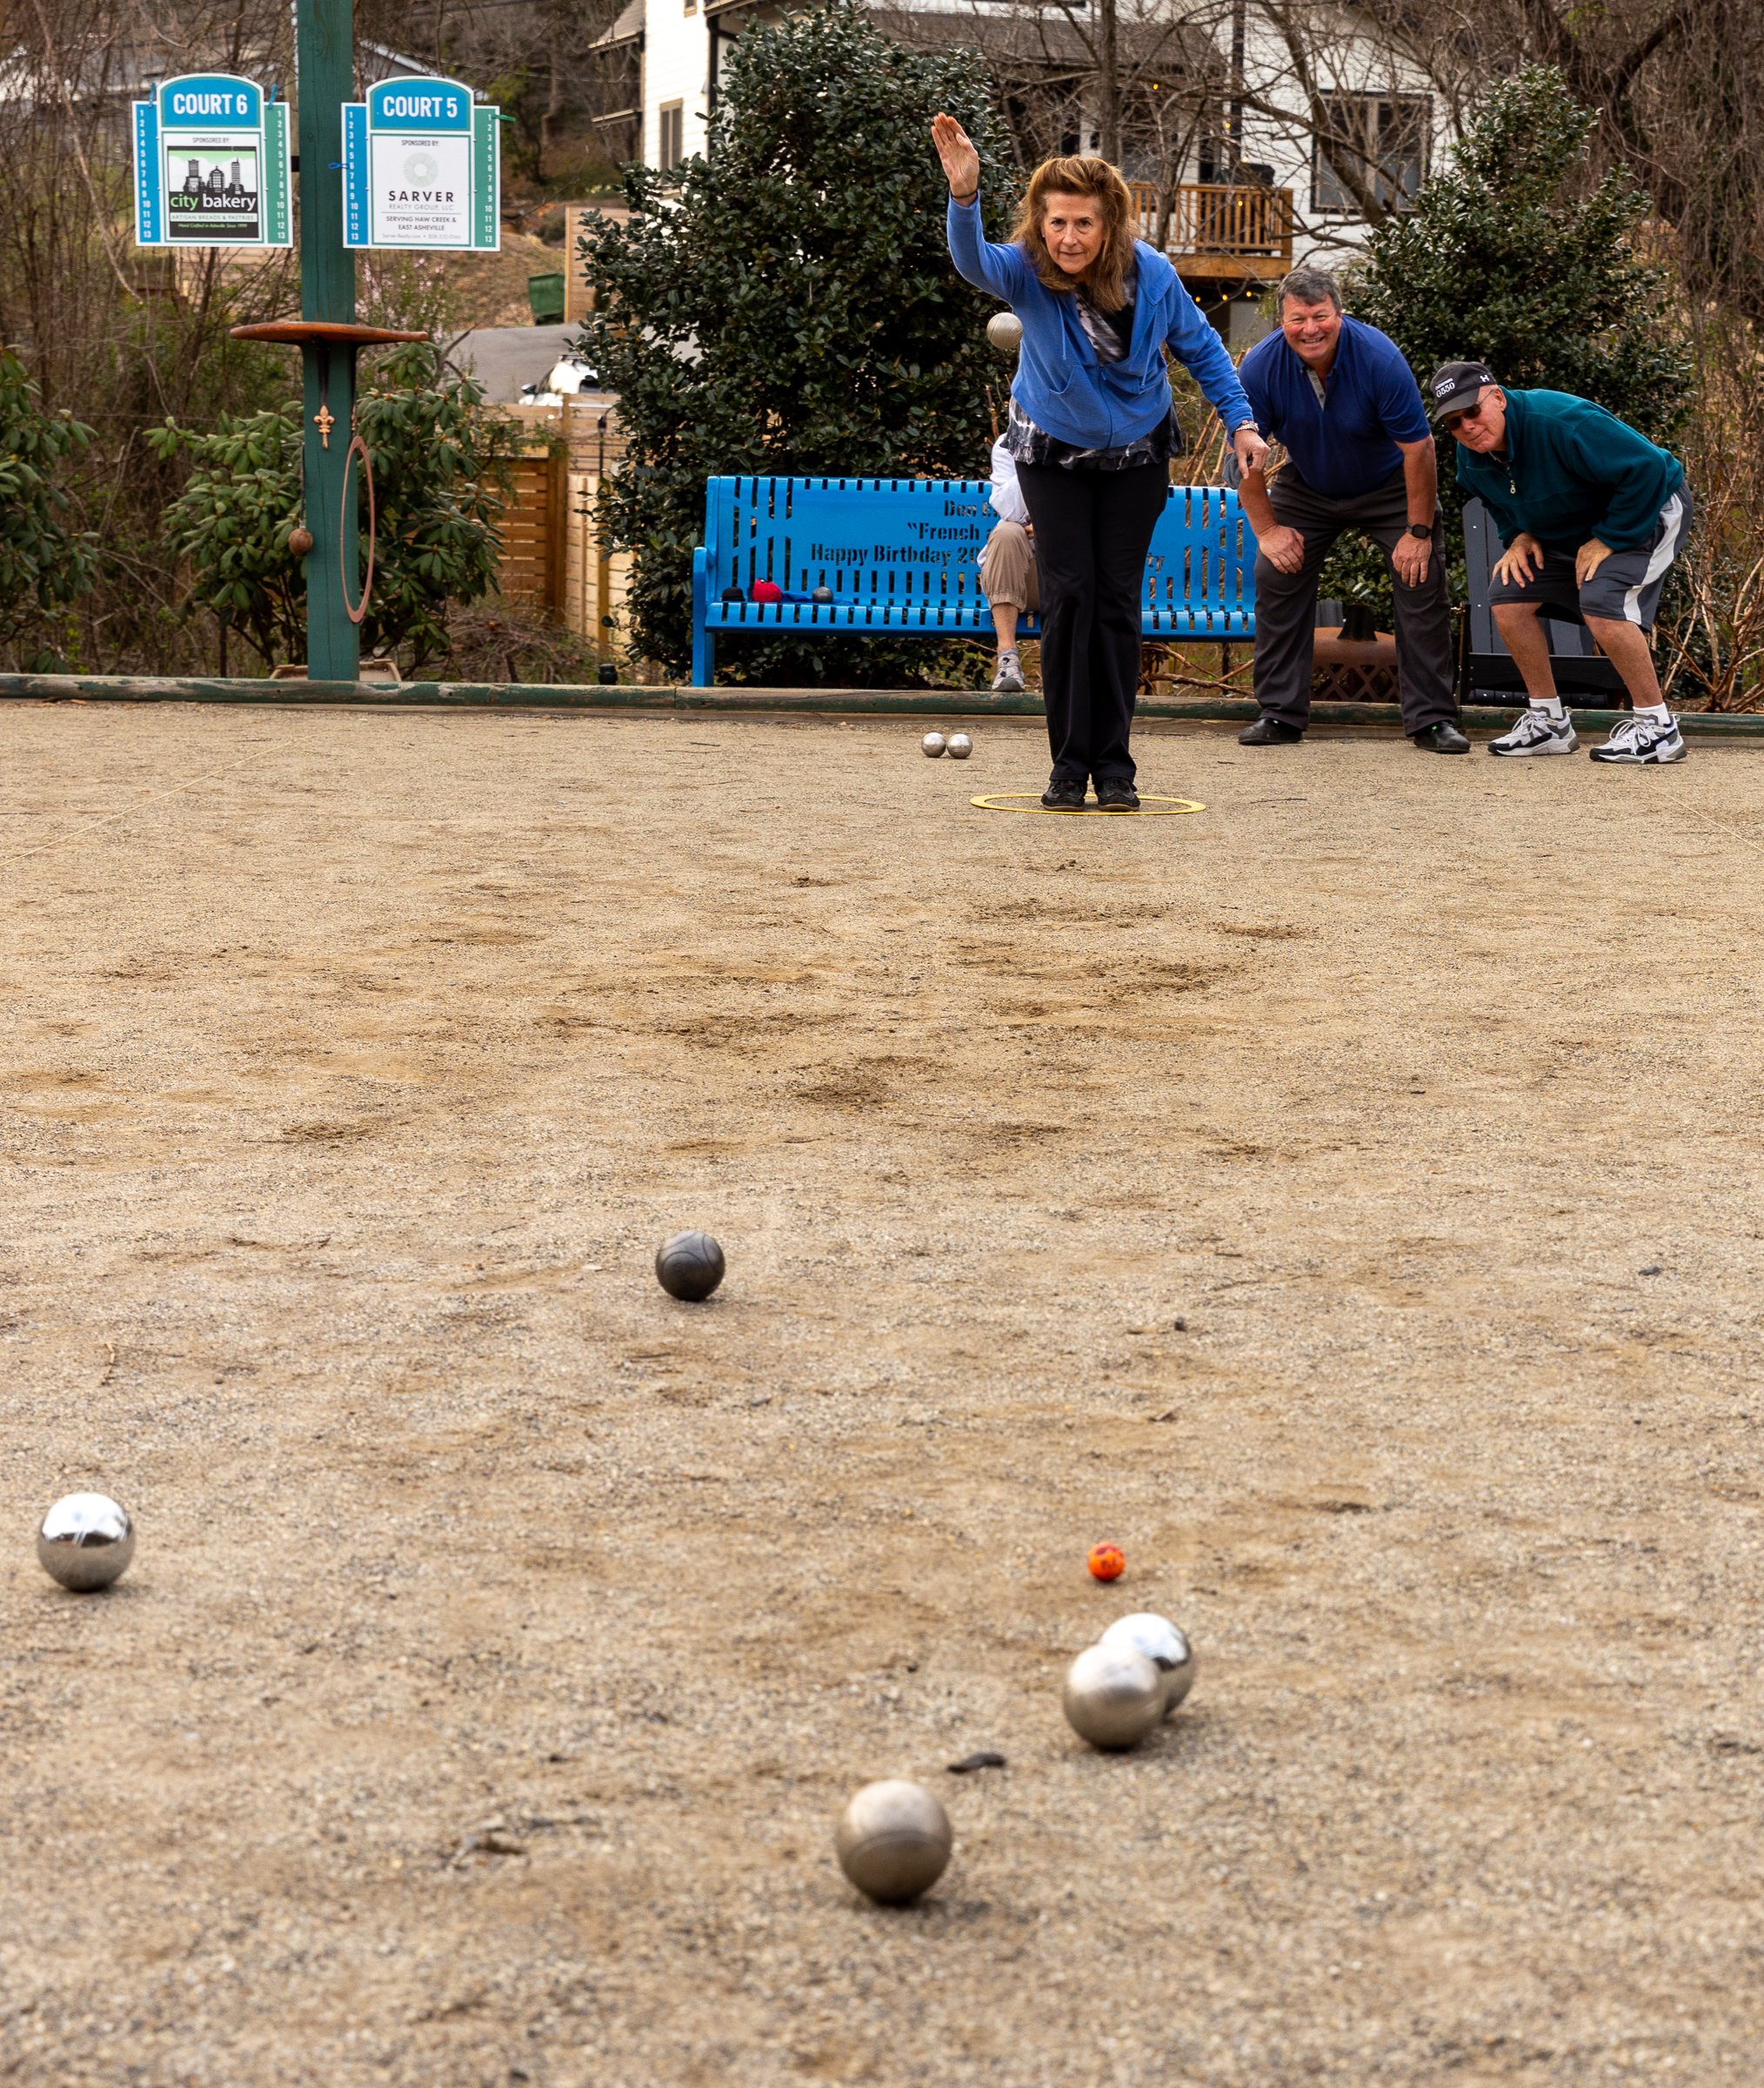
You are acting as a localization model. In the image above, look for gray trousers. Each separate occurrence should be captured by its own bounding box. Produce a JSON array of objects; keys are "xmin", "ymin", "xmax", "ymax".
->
[{"xmin": 1252, "ymin": 465, "xmax": 1456, "ymax": 733}]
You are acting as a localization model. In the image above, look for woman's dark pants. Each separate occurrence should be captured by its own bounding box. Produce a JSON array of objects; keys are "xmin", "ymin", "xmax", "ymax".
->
[{"xmin": 1016, "ymin": 459, "xmax": 1168, "ymax": 786}]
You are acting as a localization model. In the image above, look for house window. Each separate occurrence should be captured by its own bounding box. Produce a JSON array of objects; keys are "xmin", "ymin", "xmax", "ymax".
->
[
  {"xmin": 685, "ymin": 0, "xmax": 697, "ymax": 14},
  {"xmin": 658, "ymin": 101, "xmax": 685, "ymax": 170},
  {"xmin": 1312, "ymin": 93, "xmax": 1429, "ymax": 214}
]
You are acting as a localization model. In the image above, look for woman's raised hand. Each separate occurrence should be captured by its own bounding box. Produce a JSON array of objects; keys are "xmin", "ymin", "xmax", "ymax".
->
[{"xmin": 931, "ymin": 114, "xmax": 980, "ymax": 201}]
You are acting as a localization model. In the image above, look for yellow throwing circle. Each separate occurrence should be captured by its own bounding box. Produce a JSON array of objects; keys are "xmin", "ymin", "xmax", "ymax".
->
[{"xmin": 970, "ymin": 793, "xmax": 1206, "ymax": 817}]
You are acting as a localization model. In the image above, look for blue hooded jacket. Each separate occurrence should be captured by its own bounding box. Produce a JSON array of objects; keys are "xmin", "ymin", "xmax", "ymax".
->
[{"xmin": 946, "ymin": 197, "xmax": 1253, "ymax": 452}]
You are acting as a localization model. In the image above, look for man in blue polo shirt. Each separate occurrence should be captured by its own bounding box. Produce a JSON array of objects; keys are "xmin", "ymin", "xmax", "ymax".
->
[{"xmin": 1236, "ymin": 269, "xmax": 1465, "ymax": 752}]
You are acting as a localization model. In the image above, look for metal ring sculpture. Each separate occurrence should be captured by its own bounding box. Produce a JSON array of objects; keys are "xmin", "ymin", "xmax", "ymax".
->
[{"xmin": 339, "ymin": 433, "xmax": 376, "ymax": 627}]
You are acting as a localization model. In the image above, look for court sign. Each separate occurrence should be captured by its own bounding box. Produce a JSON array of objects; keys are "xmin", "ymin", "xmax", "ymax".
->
[
  {"xmin": 342, "ymin": 77, "xmax": 500, "ymax": 251},
  {"xmin": 133, "ymin": 73, "xmax": 291, "ymax": 247}
]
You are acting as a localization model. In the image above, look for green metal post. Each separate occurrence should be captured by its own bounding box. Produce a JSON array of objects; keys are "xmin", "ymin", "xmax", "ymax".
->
[{"xmin": 296, "ymin": 0, "xmax": 359, "ymax": 681}]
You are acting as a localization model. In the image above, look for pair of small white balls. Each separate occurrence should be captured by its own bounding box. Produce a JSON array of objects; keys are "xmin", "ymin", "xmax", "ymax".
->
[
  {"xmin": 1062, "ymin": 1613, "xmax": 1197, "ymax": 1751},
  {"xmin": 922, "ymin": 732, "xmax": 972, "ymax": 760}
]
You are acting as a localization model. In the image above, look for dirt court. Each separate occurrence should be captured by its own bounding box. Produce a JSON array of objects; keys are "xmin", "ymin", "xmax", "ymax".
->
[{"xmin": 2, "ymin": 701, "xmax": 1761, "ymax": 2088}]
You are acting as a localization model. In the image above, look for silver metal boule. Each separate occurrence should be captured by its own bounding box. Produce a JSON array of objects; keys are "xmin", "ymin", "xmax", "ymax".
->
[
  {"xmin": 945, "ymin": 733, "xmax": 973, "ymax": 760},
  {"xmin": 1062, "ymin": 1643, "xmax": 1164, "ymax": 1750},
  {"xmin": 37, "ymin": 1492, "xmax": 135, "ymax": 1591},
  {"xmin": 835, "ymin": 1778, "xmax": 952, "ymax": 1904},
  {"xmin": 1099, "ymin": 1612, "xmax": 1197, "ymax": 1716},
  {"xmin": 921, "ymin": 732, "xmax": 946, "ymax": 758},
  {"xmin": 986, "ymin": 311, "xmax": 1024, "ymax": 356}
]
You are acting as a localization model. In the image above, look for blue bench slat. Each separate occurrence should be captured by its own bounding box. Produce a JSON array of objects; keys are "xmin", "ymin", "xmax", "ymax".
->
[{"xmin": 692, "ymin": 475, "xmax": 1258, "ymax": 686}]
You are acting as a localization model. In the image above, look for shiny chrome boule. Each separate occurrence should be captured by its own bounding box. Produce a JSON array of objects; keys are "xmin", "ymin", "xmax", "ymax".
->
[
  {"xmin": 986, "ymin": 311, "xmax": 1024, "ymax": 356},
  {"xmin": 835, "ymin": 1779, "xmax": 952, "ymax": 1904},
  {"xmin": 921, "ymin": 732, "xmax": 946, "ymax": 759},
  {"xmin": 1061, "ymin": 1643, "xmax": 1164, "ymax": 1750},
  {"xmin": 945, "ymin": 733, "xmax": 972, "ymax": 760},
  {"xmin": 37, "ymin": 1493, "xmax": 135, "ymax": 1591},
  {"xmin": 654, "ymin": 1230, "xmax": 725, "ymax": 1302},
  {"xmin": 1099, "ymin": 1612, "xmax": 1197, "ymax": 1716}
]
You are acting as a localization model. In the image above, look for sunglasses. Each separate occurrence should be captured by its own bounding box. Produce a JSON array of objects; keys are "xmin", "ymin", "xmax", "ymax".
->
[{"xmin": 1441, "ymin": 395, "xmax": 1493, "ymax": 432}]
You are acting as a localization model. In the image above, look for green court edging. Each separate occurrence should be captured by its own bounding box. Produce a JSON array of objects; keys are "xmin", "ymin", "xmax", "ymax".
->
[{"xmin": 3, "ymin": 674, "xmax": 1761, "ymax": 737}]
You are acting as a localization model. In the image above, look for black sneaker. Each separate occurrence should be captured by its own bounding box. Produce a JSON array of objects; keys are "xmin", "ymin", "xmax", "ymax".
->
[
  {"xmin": 1094, "ymin": 777, "xmax": 1139, "ymax": 810},
  {"xmin": 1041, "ymin": 778, "xmax": 1086, "ymax": 809},
  {"xmin": 1239, "ymin": 715, "xmax": 1304, "ymax": 746}
]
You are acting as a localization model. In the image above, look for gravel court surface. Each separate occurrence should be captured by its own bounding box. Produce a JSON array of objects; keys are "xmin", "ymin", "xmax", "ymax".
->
[{"xmin": 1, "ymin": 702, "xmax": 1761, "ymax": 2088}]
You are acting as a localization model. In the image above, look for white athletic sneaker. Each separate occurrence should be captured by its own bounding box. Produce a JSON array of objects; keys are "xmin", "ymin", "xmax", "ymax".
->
[
  {"xmin": 1488, "ymin": 707, "xmax": 1578, "ymax": 757},
  {"xmin": 992, "ymin": 651, "xmax": 1026, "ymax": 694},
  {"xmin": 1589, "ymin": 712, "xmax": 1687, "ymax": 764}
]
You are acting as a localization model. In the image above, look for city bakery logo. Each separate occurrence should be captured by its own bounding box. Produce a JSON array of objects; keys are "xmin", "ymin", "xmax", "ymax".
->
[{"xmin": 169, "ymin": 155, "xmax": 259, "ymax": 217}]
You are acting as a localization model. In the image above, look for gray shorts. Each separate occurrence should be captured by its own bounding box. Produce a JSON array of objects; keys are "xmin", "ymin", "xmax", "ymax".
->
[{"xmin": 1487, "ymin": 487, "xmax": 1691, "ymax": 632}]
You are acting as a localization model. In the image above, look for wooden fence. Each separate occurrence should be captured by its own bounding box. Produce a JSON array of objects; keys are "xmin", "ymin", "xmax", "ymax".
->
[{"xmin": 495, "ymin": 402, "xmax": 632, "ymax": 661}]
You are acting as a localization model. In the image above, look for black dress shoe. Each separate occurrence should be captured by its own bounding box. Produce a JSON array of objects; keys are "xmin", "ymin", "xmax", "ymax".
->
[
  {"xmin": 1041, "ymin": 778, "xmax": 1087, "ymax": 809},
  {"xmin": 1411, "ymin": 720, "xmax": 1471, "ymax": 754},
  {"xmin": 1093, "ymin": 777, "xmax": 1140, "ymax": 809},
  {"xmin": 1239, "ymin": 715, "xmax": 1305, "ymax": 746}
]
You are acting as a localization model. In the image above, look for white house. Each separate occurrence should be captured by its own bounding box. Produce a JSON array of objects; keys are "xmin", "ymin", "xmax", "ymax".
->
[{"xmin": 595, "ymin": 0, "xmax": 1453, "ymax": 339}]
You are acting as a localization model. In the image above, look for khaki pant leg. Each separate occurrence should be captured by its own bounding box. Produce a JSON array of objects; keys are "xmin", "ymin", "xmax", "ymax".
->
[{"xmin": 981, "ymin": 521, "xmax": 1036, "ymax": 610}]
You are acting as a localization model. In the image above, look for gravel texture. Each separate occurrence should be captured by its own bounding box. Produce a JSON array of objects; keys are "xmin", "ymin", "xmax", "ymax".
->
[{"xmin": 2, "ymin": 703, "xmax": 1761, "ymax": 2088}]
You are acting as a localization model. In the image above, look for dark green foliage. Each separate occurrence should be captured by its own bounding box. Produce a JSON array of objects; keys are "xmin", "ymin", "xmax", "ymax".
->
[
  {"xmin": 1325, "ymin": 64, "xmax": 1694, "ymax": 626},
  {"xmin": 0, "ymin": 346, "xmax": 97, "ymax": 661},
  {"xmin": 148, "ymin": 347, "xmax": 517, "ymax": 672},
  {"xmin": 578, "ymin": 2, "xmax": 1004, "ymax": 682}
]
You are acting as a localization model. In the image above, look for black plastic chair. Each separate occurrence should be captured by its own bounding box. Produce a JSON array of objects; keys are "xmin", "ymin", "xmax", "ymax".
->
[{"xmin": 1460, "ymin": 498, "xmax": 1626, "ymax": 704}]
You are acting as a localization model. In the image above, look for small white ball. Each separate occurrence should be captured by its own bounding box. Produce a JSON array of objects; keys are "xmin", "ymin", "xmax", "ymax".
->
[
  {"xmin": 835, "ymin": 1779, "xmax": 952, "ymax": 1903},
  {"xmin": 37, "ymin": 1492, "xmax": 135, "ymax": 1591},
  {"xmin": 945, "ymin": 733, "xmax": 972, "ymax": 760},
  {"xmin": 1099, "ymin": 1612, "xmax": 1198, "ymax": 1716},
  {"xmin": 921, "ymin": 732, "xmax": 946, "ymax": 758},
  {"xmin": 1062, "ymin": 1643, "xmax": 1164, "ymax": 1750}
]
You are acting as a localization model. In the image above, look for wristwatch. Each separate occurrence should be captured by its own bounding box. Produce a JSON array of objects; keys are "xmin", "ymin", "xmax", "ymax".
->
[{"xmin": 1404, "ymin": 523, "xmax": 1433, "ymax": 540}]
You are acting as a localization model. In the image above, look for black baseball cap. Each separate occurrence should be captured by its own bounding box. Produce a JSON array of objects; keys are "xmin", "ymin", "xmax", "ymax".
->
[{"xmin": 1427, "ymin": 360, "xmax": 1497, "ymax": 422}]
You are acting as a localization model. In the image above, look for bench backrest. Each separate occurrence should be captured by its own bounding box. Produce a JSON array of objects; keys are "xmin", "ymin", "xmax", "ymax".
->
[{"xmin": 703, "ymin": 475, "xmax": 1254, "ymax": 616}]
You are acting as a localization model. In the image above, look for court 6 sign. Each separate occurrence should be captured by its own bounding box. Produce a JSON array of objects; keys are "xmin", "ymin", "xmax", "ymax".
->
[
  {"xmin": 133, "ymin": 73, "xmax": 291, "ymax": 248},
  {"xmin": 342, "ymin": 77, "xmax": 500, "ymax": 251}
]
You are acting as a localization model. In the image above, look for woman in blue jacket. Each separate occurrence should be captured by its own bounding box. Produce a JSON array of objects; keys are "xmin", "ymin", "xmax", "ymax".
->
[{"xmin": 932, "ymin": 114, "xmax": 1266, "ymax": 807}]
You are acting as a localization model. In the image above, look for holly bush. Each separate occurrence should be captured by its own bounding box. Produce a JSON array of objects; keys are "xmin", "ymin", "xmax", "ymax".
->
[
  {"xmin": 0, "ymin": 347, "xmax": 97, "ymax": 662},
  {"xmin": 577, "ymin": 1, "xmax": 1004, "ymax": 683},
  {"xmin": 1326, "ymin": 64, "xmax": 1693, "ymax": 625},
  {"xmin": 149, "ymin": 346, "xmax": 517, "ymax": 672}
]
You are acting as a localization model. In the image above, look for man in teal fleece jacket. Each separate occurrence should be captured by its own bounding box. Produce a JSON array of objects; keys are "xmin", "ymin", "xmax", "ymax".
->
[{"xmin": 1430, "ymin": 361, "xmax": 1692, "ymax": 765}]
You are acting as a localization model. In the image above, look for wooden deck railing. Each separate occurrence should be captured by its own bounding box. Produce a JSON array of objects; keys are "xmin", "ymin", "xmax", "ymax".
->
[{"xmin": 1128, "ymin": 182, "xmax": 1295, "ymax": 281}]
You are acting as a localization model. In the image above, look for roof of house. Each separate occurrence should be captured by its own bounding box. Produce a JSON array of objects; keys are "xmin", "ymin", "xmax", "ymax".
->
[{"xmin": 593, "ymin": 0, "xmax": 645, "ymax": 50}]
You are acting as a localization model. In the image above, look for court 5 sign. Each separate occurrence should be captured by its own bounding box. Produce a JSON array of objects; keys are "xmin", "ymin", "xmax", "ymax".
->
[
  {"xmin": 133, "ymin": 74, "xmax": 291, "ymax": 247},
  {"xmin": 342, "ymin": 77, "xmax": 500, "ymax": 251}
]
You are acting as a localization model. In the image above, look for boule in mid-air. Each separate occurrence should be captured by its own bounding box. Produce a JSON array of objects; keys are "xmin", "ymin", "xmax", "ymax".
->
[
  {"xmin": 1061, "ymin": 1642, "xmax": 1164, "ymax": 1750},
  {"xmin": 1099, "ymin": 1612, "xmax": 1197, "ymax": 1715},
  {"xmin": 986, "ymin": 311, "xmax": 1024, "ymax": 357},
  {"xmin": 835, "ymin": 1779, "xmax": 952, "ymax": 1903}
]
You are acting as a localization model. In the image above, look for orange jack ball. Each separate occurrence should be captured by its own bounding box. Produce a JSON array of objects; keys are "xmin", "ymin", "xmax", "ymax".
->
[{"xmin": 1087, "ymin": 1543, "xmax": 1126, "ymax": 1583}]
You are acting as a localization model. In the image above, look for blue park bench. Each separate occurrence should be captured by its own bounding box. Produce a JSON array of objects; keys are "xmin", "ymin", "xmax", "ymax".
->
[{"xmin": 691, "ymin": 475, "xmax": 1257, "ymax": 687}]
